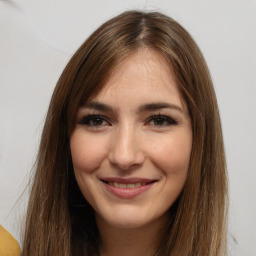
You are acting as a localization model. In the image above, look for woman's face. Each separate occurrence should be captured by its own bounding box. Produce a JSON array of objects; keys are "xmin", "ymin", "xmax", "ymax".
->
[{"xmin": 70, "ymin": 48, "xmax": 192, "ymax": 229}]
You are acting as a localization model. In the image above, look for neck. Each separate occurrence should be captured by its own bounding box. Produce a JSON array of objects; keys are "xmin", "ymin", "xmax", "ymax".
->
[{"xmin": 96, "ymin": 214, "xmax": 168, "ymax": 256}]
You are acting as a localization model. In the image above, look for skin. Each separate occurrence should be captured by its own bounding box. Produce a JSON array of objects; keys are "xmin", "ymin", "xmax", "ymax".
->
[{"xmin": 70, "ymin": 48, "xmax": 192, "ymax": 256}]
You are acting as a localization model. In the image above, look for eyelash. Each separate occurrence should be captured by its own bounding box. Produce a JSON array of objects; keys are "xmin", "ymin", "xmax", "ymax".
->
[
  {"xmin": 147, "ymin": 115, "xmax": 177, "ymax": 127},
  {"xmin": 78, "ymin": 115, "xmax": 110, "ymax": 127},
  {"xmin": 78, "ymin": 114, "xmax": 177, "ymax": 128}
]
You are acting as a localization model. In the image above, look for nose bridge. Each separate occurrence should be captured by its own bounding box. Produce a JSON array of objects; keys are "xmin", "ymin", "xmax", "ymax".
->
[{"xmin": 109, "ymin": 121, "xmax": 144, "ymax": 170}]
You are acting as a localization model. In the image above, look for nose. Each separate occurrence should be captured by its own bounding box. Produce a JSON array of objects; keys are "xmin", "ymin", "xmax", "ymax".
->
[{"xmin": 108, "ymin": 124, "xmax": 146, "ymax": 170}]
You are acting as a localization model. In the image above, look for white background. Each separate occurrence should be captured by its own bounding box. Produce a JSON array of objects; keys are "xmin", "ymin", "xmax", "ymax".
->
[{"xmin": 0, "ymin": 0, "xmax": 255, "ymax": 255}]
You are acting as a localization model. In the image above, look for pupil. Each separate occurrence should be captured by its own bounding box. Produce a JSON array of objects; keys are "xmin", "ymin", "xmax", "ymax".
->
[
  {"xmin": 93, "ymin": 118, "xmax": 103, "ymax": 125},
  {"xmin": 154, "ymin": 118, "xmax": 164, "ymax": 125}
]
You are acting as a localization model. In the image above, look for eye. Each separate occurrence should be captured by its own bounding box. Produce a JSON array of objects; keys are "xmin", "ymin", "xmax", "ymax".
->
[
  {"xmin": 147, "ymin": 115, "xmax": 177, "ymax": 127},
  {"xmin": 78, "ymin": 115, "xmax": 110, "ymax": 127}
]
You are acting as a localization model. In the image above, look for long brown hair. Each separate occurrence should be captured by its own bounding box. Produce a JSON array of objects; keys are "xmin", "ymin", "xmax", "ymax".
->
[{"xmin": 21, "ymin": 10, "xmax": 228, "ymax": 256}]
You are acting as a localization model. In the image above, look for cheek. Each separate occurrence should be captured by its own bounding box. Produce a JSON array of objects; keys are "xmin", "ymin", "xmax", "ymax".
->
[
  {"xmin": 70, "ymin": 130, "xmax": 108, "ymax": 173},
  {"xmin": 150, "ymin": 132, "xmax": 192, "ymax": 177}
]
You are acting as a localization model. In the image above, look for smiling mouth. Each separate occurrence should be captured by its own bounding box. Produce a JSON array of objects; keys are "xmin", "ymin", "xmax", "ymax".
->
[
  {"xmin": 101, "ymin": 180, "xmax": 154, "ymax": 188},
  {"xmin": 99, "ymin": 178, "xmax": 157, "ymax": 198}
]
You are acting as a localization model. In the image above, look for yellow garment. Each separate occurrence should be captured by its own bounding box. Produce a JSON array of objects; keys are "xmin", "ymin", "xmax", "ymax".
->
[{"xmin": 0, "ymin": 225, "xmax": 20, "ymax": 256}]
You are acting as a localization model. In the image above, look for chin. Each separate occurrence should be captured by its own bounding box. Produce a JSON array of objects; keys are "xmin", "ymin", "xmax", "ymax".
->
[
  {"xmin": 95, "ymin": 205, "xmax": 165, "ymax": 230},
  {"xmin": 101, "ymin": 217, "xmax": 151, "ymax": 230}
]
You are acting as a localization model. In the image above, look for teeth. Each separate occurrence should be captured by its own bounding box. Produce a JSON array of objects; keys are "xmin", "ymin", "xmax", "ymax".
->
[
  {"xmin": 114, "ymin": 182, "xmax": 119, "ymax": 188},
  {"xmin": 107, "ymin": 182, "xmax": 147, "ymax": 188},
  {"xmin": 135, "ymin": 182, "xmax": 140, "ymax": 188}
]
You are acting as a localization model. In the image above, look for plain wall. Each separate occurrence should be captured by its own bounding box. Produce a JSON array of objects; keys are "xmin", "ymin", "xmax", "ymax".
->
[{"xmin": 0, "ymin": 0, "xmax": 255, "ymax": 255}]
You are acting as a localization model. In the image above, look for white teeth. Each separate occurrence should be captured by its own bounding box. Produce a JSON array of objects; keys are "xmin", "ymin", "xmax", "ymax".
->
[
  {"xmin": 107, "ymin": 182, "xmax": 146, "ymax": 188},
  {"xmin": 135, "ymin": 182, "xmax": 140, "ymax": 188},
  {"xmin": 114, "ymin": 182, "xmax": 119, "ymax": 188},
  {"xmin": 119, "ymin": 183, "xmax": 126, "ymax": 188},
  {"xmin": 127, "ymin": 183, "xmax": 135, "ymax": 188}
]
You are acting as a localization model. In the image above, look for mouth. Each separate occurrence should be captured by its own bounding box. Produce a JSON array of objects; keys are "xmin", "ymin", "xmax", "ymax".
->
[{"xmin": 99, "ymin": 178, "xmax": 157, "ymax": 199}]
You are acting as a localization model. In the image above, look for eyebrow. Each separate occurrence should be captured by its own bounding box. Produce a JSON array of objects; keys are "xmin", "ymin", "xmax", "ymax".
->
[
  {"xmin": 137, "ymin": 102, "xmax": 184, "ymax": 114},
  {"xmin": 82, "ymin": 101, "xmax": 184, "ymax": 114},
  {"xmin": 82, "ymin": 102, "xmax": 114, "ymax": 112}
]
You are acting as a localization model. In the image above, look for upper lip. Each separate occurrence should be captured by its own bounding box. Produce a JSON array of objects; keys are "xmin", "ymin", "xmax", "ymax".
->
[{"xmin": 99, "ymin": 177, "xmax": 157, "ymax": 184}]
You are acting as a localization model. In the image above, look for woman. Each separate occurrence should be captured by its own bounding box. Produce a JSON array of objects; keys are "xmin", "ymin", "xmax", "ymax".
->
[{"xmin": 21, "ymin": 10, "xmax": 228, "ymax": 256}]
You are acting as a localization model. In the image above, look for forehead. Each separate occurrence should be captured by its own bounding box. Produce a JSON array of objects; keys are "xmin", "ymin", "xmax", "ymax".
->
[{"xmin": 89, "ymin": 48, "xmax": 186, "ymax": 111}]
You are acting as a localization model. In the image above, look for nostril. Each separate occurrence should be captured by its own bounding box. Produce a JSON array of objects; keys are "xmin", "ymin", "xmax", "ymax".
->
[{"xmin": 108, "ymin": 151, "xmax": 146, "ymax": 170}]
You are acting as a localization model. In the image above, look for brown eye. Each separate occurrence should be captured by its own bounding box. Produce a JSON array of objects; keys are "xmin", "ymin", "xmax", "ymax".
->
[
  {"xmin": 79, "ymin": 115, "xmax": 110, "ymax": 127},
  {"xmin": 147, "ymin": 115, "xmax": 177, "ymax": 127}
]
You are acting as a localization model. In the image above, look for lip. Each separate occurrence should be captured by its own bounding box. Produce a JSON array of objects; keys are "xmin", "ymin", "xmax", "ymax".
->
[{"xmin": 99, "ymin": 177, "xmax": 157, "ymax": 199}]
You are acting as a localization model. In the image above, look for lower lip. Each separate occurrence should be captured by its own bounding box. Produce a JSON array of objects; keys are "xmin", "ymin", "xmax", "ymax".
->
[{"xmin": 102, "ymin": 182, "xmax": 155, "ymax": 199}]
